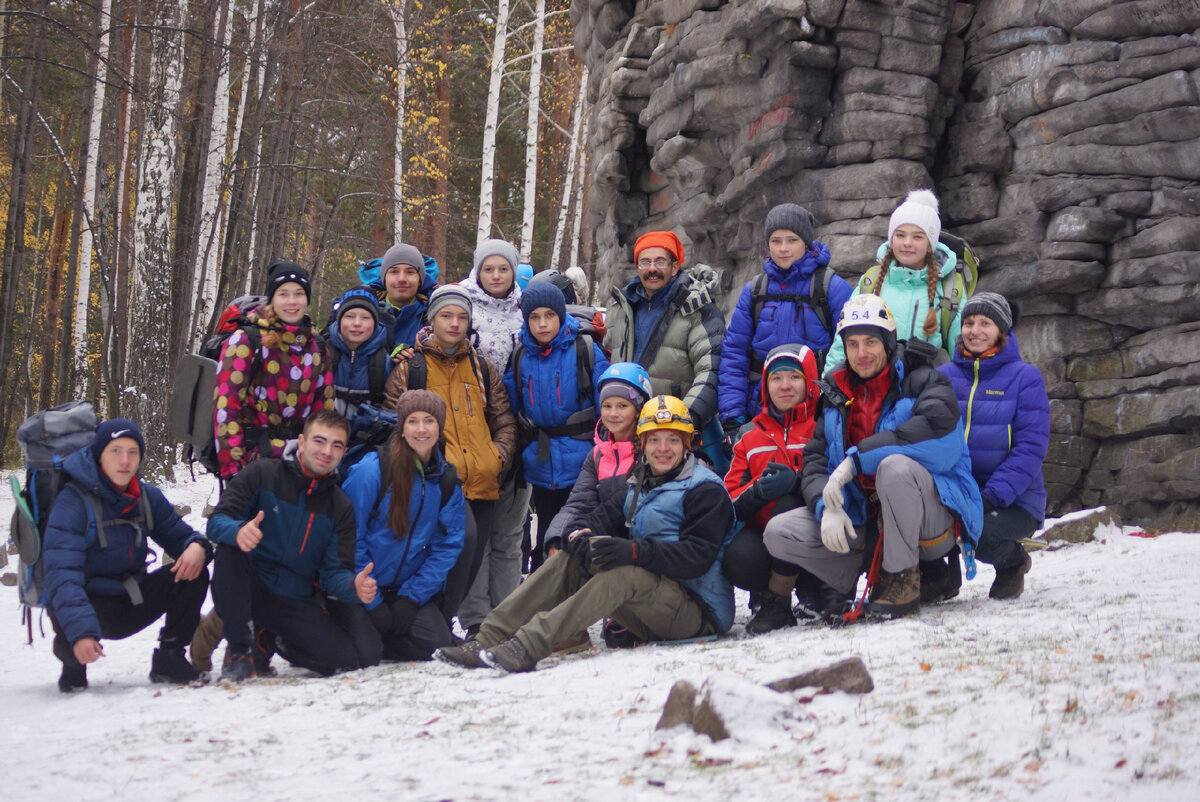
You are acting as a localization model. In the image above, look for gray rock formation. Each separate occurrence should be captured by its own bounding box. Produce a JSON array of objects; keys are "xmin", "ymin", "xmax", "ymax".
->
[{"xmin": 572, "ymin": 0, "xmax": 1200, "ymax": 527}]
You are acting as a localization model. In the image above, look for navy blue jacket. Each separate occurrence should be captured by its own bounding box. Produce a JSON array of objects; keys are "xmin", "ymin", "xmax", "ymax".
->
[
  {"xmin": 326, "ymin": 318, "xmax": 394, "ymax": 417},
  {"xmin": 718, "ymin": 244, "xmax": 852, "ymax": 422},
  {"xmin": 207, "ymin": 444, "xmax": 359, "ymax": 602},
  {"xmin": 503, "ymin": 314, "xmax": 610, "ymax": 490},
  {"xmin": 939, "ymin": 336, "xmax": 1050, "ymax": 523},
  {"xmin": 342, "ymin": 449, "xmax": 466, "ymax": 609},
  {"xmin": 43, "ymin": 448, "xmax": 210, "ymax": 645}
]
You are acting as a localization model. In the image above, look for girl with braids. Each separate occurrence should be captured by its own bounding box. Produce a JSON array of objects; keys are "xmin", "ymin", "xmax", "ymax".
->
[
  {"xmin": 824, "ymin": 189, "xmax": 964, "ymax": 374},
  {"xmin": 342, "ymin": 391, "xmax": 467, "ymax": 661}
]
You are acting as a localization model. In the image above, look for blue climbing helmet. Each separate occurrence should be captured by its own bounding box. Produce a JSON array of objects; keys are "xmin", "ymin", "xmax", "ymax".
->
[
  {"xmin": 598, "ymin": 362, "xmax": 653, "ymax": 407},
  {"xmin": 516, "ymin": 263, "xmax": 534, "ymax": 291}
]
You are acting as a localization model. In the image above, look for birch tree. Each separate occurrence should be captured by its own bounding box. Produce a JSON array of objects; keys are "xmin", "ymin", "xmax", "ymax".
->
[
  {"xmin": 475, "ymin": 0, "xmax": 511, "ymax": 247},
  {"xmin": 72, "ymin": 0, "xmax": 112, "ymax": 397},
  {"xmin": 191, "ymin": 0, "xmax": 234, "ymax": 347},
  {"xmin": 129, "ymin": 0, "xmax": 188, "ymax": 475},
  {"xmin": 569, "ymin": 101, "xmax": 588, "ymax": 269},
  {"xmin": 517, "ymin": 0, "xmax": 546, "ymax": 262},
  {"xmin": 391, "ymin": 0, "xmax": 408, "ymax": 240},
  {"xmin": 549, "ymin": 66, "xmax": 586, "ymax": 272}
]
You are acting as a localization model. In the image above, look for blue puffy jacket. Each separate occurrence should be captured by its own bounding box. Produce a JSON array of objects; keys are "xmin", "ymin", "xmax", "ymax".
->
[
  {"xmin": 503, "ymin": 314, "xmax": 610, "ymax": 490},
  {"xmin": 386, "ymin": 271, "xmax": 439, "ymax": 352},
  {"xmin": 342, "ymin": 449, "xmax": 466, "ymax": 609},
  {"xmin": 718, "ymin": 244, "xmax": 853, "ymax": 422},
  {"xmin": 939, "ymin": 335, "xmax": 1050, "ymax": 523},
  {"xmin": 42, "ymin": 448, "xmax": 210, "ymax": 645},
  {"xmin": 802, "ymin": 342, "xmax": 983, "ymax": 544},
  {"xmin": 326, "ymin": 319, "xmax": 394, "ymax": 417},
  {"xmin": 207, "ymin": 443, "xmax": 359, "ymax": 602}
]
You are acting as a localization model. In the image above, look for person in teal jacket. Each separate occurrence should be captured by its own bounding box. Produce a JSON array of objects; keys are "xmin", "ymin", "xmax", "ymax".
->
[
  {"xmin": 343, "ymin": 390, "xmax": 466, "ymax": 661},
  {"xmin": 825, "ymin": 188, "xmax": 963, "ymax": 373}
]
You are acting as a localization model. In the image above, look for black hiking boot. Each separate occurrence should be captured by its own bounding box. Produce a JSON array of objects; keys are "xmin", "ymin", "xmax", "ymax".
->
[
  {"xmin": 253, "ymin": 628, "xmax": 278, "ymax": 677},
  {"xmin": 150, "ymin": 646, "xmax": 205, "ymax": 685},
  {"xmin": 219, "ymin": 649, "xmax": 259, "ymax": 683},
  {"xmin": 819, "ymin": 583, "xmax": 850, "ymax": 622},
  {"xmin": 602, "ymin": 619, "xmax": 643, "ymax": 650},
  {"xmin": 435, "ymin": 639, "xmax": 489, "ymax": 669},
  {"xmin": 919, "ymin": 547, "xmax": 962, "ymax": 604},
  {"xmin": 869, "ymin": 567, "xmax": 921, "ymax": 620},
  {"xmin": 480, "ymin": 638, "xmax": 538, "ymax": 673},
  {"xmin": 745, "ymin": 591, "xmax": 796, "ymax": 635},
  {"xmin": 58, "ymin": 663, "xmax": 88, "ymax": 693},
  {"xmin": 990, "ymin": 553, "xmax": 1032, "ymax": 600}
]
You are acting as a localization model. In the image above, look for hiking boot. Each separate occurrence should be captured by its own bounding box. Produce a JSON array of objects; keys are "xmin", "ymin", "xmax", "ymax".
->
[
  {"xmin": 253, "ymin": 628, "xmax": 278, "ymax": 678},
  {"xmin": 189, "ymin": 610, "xmax": 224, "ymax": 672},
  {"xmin": 480, "ymin": 638, "xmax": 538, "ymax": 673},
  {"xmin": 150, "ymin": 646, "xmax": 205, "ymax": 685},
  {"xmin": 219, "ymin": 649, "xmax": 258, "ymax": 683},
  {"xmin": 870, "ymin": 566, "xmax": 920, "ymax": 619},
  {"xmin": 602, "ymin": 619, "xmax": 644, "ymax": 650},
  {"xmin": 990, "ymin": 553, "xmax": 1032, "ymax": 600},
  {"xmin": 919, "ymin": 552, "xmax": 961, "ymax": 604},
  {"xmin": 819, "ymin": 583, "xmax": 850, "ymax": 622},
  {"xmin": 434, "ymin": 639, "xmax": 488, "ymax": 669},
  {"xmin": 552, "ymin": 630, "xmax": 592, "ymax": 654},
  {"xmin": 745, "ymin": 591, "xmax": 796, "ymax": 635},
  {"xmin": 58, "ymin": 663, "xmax": 88, "ymax": 693}
]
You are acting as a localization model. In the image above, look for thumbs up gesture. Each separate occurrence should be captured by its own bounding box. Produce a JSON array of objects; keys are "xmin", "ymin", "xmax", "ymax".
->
[
  {"xmin": 355, "ymin": 562, "xmax": 377, "ymax": 604},
  {"xmin": 237, "ymin": 510, "xmax": 266, "ymax": 552}
]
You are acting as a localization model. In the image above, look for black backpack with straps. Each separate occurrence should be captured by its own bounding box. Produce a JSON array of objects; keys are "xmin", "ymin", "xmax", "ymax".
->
[{"xmin": 509, "ymin": 335, "xmax": 598, "ymax": 459}]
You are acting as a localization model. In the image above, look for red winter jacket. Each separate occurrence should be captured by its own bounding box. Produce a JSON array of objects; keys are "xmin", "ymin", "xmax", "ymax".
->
[{"xmin": 724, "ymin": 346, "xmax": 819, "ymax": 528}]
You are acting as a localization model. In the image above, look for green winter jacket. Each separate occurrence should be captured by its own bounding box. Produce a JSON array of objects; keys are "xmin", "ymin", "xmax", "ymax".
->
[{"xmin": 605, "ymin": 264, "xmax": 725, "ymax": 424}]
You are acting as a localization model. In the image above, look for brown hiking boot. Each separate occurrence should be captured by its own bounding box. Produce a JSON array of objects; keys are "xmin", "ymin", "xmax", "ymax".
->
[
  {"xmin": 189, "ymin": 610, "xmax": 224, "ymax": 672},
  {"xmin": 480, "ymin": 638, "xmax": 538, "ymax": 673},
  {"xmin": 990, "ymin": 553, "xmax": 1032, "ymax": 599},
  {"xmin": 435, "ymin": 639, "xmax": 489, "ymax": 669},
  {"xmin": 869, "ymin": 566, "xmax": 920, "ymax": 619}
]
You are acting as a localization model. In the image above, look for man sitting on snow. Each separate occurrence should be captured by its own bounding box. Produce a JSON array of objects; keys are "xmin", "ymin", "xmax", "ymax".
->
[{"xmin": 435, "ymin": 395, "xmax": 735, "ymax": 673}]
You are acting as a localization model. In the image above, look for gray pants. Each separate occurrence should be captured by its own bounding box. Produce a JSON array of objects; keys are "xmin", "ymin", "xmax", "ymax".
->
[
  {"xmin": 764, "ymin": 455, "xmax": 957, "ymax": 595},
  {"xmin": 477, "ymin": 551, "xmax": 708, "ymax": 662},
  {"xmin": 458, "ymin": 473, "xmax": 532, "ymax": 629}
]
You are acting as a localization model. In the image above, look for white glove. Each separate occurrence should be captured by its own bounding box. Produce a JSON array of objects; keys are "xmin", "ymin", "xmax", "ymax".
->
[
  {"xmin": 822, "ymin": 457, "xmax": 856, "ymax": 513},
  {"xmin": 820, "ymin": 506, "xmax": 855, "ymax": 554}
]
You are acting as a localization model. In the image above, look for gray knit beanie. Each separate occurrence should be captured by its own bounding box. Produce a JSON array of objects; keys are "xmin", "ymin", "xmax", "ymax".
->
[
  {"xmin": 961, "ymin": 291, "xmax": 1013, "ymax": 333},
  {"xmin": 382, "ymin": 243, "xmax": 424, "ymax": 272},
  {"xmin": 472, "ymin": 239, "xmax": 519, "ymax": 274},
  {"xmin": 426, "ymin": 284, "xmax": 472, "ymax": 322},
  {"xmin": 764, "ymin": 203, "xmax": 816, "ymax": 248}
]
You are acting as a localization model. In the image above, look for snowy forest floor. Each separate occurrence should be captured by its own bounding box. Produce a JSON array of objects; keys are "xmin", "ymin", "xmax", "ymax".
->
[{"xmin": 2, "ymin": 467, "xmax": 1198, "ymax": 801}]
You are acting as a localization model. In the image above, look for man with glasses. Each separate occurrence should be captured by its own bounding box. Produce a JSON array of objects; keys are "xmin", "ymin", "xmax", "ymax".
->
[{"xmin": 603, "ymin": 231, "xmax": 727, "ymax": 470}]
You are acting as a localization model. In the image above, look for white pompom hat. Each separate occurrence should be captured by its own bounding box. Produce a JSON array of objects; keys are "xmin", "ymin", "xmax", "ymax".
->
[{"xmin": 888, "ymin": 188, "xmax": 941, "ymax": 246}]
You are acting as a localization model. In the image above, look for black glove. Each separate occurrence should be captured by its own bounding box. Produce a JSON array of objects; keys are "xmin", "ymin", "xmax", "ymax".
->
[
  {"xmin": 722, "ymin": 416, "xmax": 746, "ymax": 440},
  {"xmin": 588, "ymin": 535, "xmax": 645, "ymax": 571},
  {"xmin": 755, "ymin": 461, "xmax": 797, "ymax": 501}
]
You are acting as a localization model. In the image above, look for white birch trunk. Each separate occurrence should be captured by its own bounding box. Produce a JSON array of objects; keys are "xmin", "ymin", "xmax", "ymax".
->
[
  {"xmin": 475, "ymin": 0, "xmax": 511, "ymax": 248},
  {"xmin": 391, "ymin": 0, "xmax": 407, "ymax": 240},
  {"xmin": 517, "ymin": 0, "xmax": 546, "ymax": 262},
  {"xmin": 130, "ymin": 0, "xmax": 187, "ymax": 467},
  {"xmin": 549, "ymin": 66, "xmax": 587, "ymax": 272},
  {"xmin": 72, "ymin": 0, "xmax": 112, "ymax": 397},
  {"xmin": 192, "ymin": 0, "xmax": 234, "ymax": 347},
  {"xmin": 569, "ymin": 101, "xmax": 589, "ymax": 269},
  {"xmin": 243, "ymin": 0, "xmax": 270, "ymax": 293}
]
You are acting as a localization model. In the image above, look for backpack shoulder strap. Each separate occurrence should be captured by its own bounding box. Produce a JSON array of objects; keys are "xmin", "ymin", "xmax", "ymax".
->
[
  {"xmin": 325, "ymin": 343, "xmax": 341, "ymax": 375},
  {"xmin": 438, "ymin": 461, "xmax": 460, "ymax": 511},
  {"xmin": 809, "ymin": 264, "xmax": 833, "ymax": 334},
  {"xmin": 858, "ymin": 265, "xmax": 881, "ymax": 294},
  {"xmin": 576, "ymin": 335, "xmax": 595, "ymax": 406},
  {"xmin": 938, "ymin": 271, "xmax": 967, "ymax": 348},
  {"xmin": 748, "ymin": 273, "xmax": 770, "ymax": 330},
  {"xmin": 367, "ymin": 348, "xmax": 388, "ymax": 400},
  {"xmin": 66, "ymin": 480, "xmax": 109, "ymax": 550},
  {"xmin": 407, "ymin": 352, "xmax": 427, "ymax": 391}
]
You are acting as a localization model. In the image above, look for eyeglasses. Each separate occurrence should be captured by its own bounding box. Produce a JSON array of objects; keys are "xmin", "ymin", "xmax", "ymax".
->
[{"xmin": 637, "ymin": 258, "xmax": 672, "ymax": 269}]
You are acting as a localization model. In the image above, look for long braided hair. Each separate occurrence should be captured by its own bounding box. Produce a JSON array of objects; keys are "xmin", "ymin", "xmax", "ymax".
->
[{"xmin": 873, "ymin": 245, "xmax": 941, "ymax": 338}]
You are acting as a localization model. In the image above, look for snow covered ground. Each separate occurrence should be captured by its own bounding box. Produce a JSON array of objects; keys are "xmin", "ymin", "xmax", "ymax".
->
[{"xmin": 2, "ymin": 468, "xmax": 1199, "ymax": 801}]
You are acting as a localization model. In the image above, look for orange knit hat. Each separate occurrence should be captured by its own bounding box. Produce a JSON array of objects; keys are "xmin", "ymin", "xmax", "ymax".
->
[{"xmin": 633, "ymin": 231, "xmax": 684, "ymax": 264}]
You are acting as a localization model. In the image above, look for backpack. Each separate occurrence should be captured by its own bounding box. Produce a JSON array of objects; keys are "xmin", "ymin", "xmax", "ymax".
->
[
  {"xmin": 748, "ymin": 265, "xmax": 835, "ymax": 374},
  {"xmin": 8, "ymin": 402, "xmax": 153, "ymax": 643},
  {"xmin": 406, "ymin": 348, "xmax": 491, "ymax": 396},
  {"xmin": 168, "ymin": 295, "xmax": 266, "ymax": 477},
  {"xmin": 324, "ymin": 345, "xmax": 390, "ymax": 406},
  {"xmin": 857, "ymin": 231, "xmax": 980, "ymax": 350},
  {"xmin": 509, "ymin": 335, "xmax": 598, "ymax": 456}
]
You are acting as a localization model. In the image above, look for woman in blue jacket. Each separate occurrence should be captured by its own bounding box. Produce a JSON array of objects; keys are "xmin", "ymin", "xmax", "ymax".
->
[
  {"xmin": 938, "ymin": 292, "xmax": 1049, "ymax": 599},
  {"xmin": 342, "ymin": 390, "xmax": 466, "ymax": 660},
  {"xmin": 503, "ymin": 282, "xmax": 610, "ymax": 571},
  {"xmin": 718, "ymin": 203, "xmax": 852, "ymax": 431},
  {"xmin": 325, "ymin": 285, "xmax": 394, "ymax": 418}
]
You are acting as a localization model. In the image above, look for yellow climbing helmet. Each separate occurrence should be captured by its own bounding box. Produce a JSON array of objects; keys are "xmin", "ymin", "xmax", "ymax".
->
[{"xmin": 636, "ymin": 395, "xmax": 694, "ymax": 440}]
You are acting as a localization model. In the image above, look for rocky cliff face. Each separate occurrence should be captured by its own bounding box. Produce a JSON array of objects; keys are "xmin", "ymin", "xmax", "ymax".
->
[{"xmin": 572, "ymin": 0, "xmax": 1200, "ymax": 527}]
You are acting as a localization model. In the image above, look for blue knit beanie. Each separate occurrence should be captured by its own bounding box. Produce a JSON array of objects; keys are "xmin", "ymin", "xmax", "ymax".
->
[
  {"xmin": 92, "ymin": 418, "xmax": 145, "ymax": 462},
  {"xmin": 520, "ymin": 282, "xmax": 566, "ymax": 326}
]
